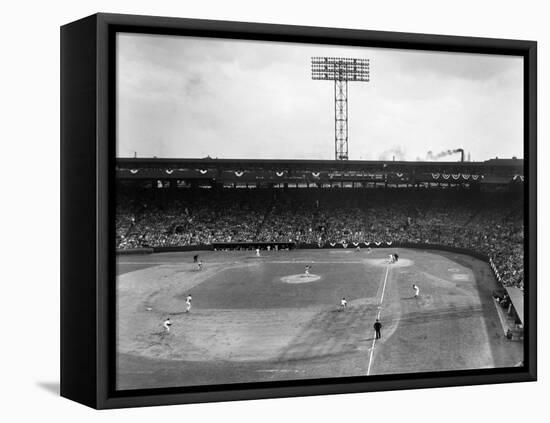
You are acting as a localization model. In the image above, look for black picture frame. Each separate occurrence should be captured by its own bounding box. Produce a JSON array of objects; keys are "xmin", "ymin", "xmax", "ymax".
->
[{"xmin": 60, "ymin": 12, "xmax": 537, "ymax": 409}]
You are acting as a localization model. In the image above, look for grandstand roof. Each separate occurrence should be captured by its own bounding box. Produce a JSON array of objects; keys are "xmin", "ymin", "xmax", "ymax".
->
[
  {"xmin": 115, "ymin": 157, "xmax": 524, "ymax": 184},
  {"xmin": 117, "ymin": 157, "xmax": 523, "ymax": 172}
]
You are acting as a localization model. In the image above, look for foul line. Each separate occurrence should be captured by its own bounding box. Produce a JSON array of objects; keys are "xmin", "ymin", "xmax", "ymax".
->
[{"xmin": 367, "ymin": 264, "xmax": 390, "ymax": 376}]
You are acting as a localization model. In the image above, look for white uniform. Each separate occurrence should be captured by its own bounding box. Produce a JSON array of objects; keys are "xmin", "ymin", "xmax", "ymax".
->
[
  {"xmin": 186, "ymin": 295, "xmax": 192, "ymax": 312},
  {"xmin": 163, "ymin": 319, "xmax": 172, "ymax": 332},
  {"xmin": 305, "ymin": 266, "xmax": 310, "ymax": 277},
  {"xmin": 197, "ymin": 261, "xmax": 202, "ymax": 271},
  {"xmin": 340, "ymin": 298, "xmax": 348, "ymax": 309},
  {"xmin": 413, "ymin": 285, "xmax": 420, "ymax": 297},
  {"xmin": 256, "ymin": 248, "xmax": 260, "ymax": 257}
]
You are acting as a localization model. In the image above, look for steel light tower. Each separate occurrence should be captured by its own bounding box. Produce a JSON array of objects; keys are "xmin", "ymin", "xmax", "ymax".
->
[{"xmin": 311, "ymin": 57, "xmax": 370, "ymax": 160}]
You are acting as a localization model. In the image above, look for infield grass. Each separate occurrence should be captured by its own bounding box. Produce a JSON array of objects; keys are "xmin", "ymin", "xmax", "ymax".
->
[{"xmin": 115, "ymin": 248, "xmax": 522, "ymax": 390}]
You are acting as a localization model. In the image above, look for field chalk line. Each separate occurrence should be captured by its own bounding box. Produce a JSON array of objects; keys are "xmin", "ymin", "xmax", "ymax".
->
[{"xmin": 367, "ymin": 264, "xmax": 390, "ymax": 376}]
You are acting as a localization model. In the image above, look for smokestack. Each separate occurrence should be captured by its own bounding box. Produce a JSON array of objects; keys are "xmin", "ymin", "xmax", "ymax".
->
[{"xmin": 426, "ymin": 148, "xmax": 465, "ymax": 161}]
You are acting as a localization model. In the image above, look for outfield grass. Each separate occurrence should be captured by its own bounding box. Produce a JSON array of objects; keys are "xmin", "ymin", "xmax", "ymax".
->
[{"xmin": 115, "ymin": 248, "xmax": 523, "ymax": 390}]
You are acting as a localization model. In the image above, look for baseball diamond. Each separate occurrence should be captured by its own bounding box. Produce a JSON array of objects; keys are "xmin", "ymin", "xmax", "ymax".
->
[{"xmin": 116, "ymin": 248, "xmax": 522, "ymax": 390}]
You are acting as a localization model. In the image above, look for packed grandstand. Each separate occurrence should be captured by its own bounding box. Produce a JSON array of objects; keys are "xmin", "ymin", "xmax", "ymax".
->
[{"xmin": 115, "ymin": 157, "xmax": 524, "ymax": 291}]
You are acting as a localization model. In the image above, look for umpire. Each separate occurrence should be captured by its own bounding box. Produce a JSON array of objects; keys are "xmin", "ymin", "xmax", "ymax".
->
[{"xmin": 374, "ymin": 319, "xmax": 382, "ymax": 339}]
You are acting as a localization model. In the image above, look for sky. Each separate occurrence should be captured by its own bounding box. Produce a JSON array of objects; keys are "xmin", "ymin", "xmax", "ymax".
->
[{"xmin": 116, "ymin": 33, "xmax": 524, "ymax": 162}]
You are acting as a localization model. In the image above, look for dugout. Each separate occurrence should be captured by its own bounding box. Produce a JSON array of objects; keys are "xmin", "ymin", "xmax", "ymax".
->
[{"xmin": 506, "ymin": 286, "xmax": 524, "ymax": 325}]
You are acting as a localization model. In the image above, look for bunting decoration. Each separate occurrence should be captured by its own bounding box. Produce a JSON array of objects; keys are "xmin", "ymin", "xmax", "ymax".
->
[
  {"xmin": 165, "ymin": 169, "xmax": 174, "ymax": 174},
  {"xmin": 276, "ymin": 171, "xmax": 284, "ymax": 177},
  {"xmin": 199, "ymin": 169, "xmax": 208, "ymax": 175},
  {"xmin": 130, "ymin": 169, "xmax": 139, "ymax": 174},
  {"xmin": 234, "ymin": 171, "xmax": 244, "ymax": 177},
  {"xmin": 430, "ymin": 173, "xmax": 484, "ymax": 181}
]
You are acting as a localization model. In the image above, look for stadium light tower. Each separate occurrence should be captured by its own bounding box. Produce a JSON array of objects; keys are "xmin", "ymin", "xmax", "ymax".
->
[{"xmin": 311, "ymin": 57, "xmax": 370, "ymax": 160}]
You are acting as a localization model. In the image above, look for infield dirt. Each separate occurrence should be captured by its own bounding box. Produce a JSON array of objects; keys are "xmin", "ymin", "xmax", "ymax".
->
[{"xmin": 116, "ymin": 248, "xmax": 522, "ymax": 390}]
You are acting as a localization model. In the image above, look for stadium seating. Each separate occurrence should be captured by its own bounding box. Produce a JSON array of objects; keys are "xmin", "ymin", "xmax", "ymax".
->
[{"xmin": 116, "ymin": 187, "xmax": 524, "ymax": 289}]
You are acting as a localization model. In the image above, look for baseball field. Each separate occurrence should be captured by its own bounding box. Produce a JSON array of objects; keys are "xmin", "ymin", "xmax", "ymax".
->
[{"xmin": 116, "ymin": 248, "xmax": 523, "ymax": 390}]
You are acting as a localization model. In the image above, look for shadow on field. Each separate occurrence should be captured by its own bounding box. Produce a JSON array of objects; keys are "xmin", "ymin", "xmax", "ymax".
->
[
  {"xmin": 388, "ymin": 305, "xmax": 484, "ymax": 326},
  {"xmin": 36, "ymin": 381, "xmax": 59, "ymax": 396}
]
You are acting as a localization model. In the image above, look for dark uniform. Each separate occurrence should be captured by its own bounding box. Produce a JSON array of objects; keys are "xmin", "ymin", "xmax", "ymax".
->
[{"xmin": 374, "ymin": 319, "xmax": 382, "ymax": 339}]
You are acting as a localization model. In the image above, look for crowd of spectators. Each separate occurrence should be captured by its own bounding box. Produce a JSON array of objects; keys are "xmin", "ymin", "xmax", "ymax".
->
[
  {"xmin": 117, "ymin": 188, "xmax": 270, "ymax": 248},
  {"xmin": 116, "ymin": 186, "xmax": 524, "ymax": 289}
]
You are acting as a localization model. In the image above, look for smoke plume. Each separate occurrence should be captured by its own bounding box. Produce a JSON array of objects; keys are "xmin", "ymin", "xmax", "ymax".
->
[{"xmin": 425, "ymin": 148, "xmax": 464, "ymax": 161}]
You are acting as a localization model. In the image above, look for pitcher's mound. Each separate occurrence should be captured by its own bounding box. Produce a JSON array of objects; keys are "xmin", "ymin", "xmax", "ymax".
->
[{"xmin": 281, "ymin": 274, "xmax": 322, "ymax": 284}]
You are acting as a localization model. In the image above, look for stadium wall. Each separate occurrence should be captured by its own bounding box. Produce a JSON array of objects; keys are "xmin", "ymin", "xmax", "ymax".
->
[
  {"xmin": 116, "ymin": 242, "xmax": 490, "ymax": 262},
  {"xmin": 116, "ymin": 247, "xmax": 155, "ymax": 255},
  {"xmin": 153, "ymin": 245, "xmax": 212, "ymax": 253},
  {"xmin": 302, "ymin": 242, "xmax": 490, "ymax": 262}
]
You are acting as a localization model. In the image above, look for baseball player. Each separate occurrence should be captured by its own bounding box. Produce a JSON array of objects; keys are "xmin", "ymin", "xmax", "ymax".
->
[
  {"xmin": 340, "ymin": 297, "xmax": 348, "ymax": 311},
  {"xmin": 185, "ymin": 294, "xmax": 192, "ymax": 313},
  {"xmin": 412, "ymin": 284, "xmax": 420, "ymax": 298},
  {"xmin": 163, "ymin": 317, "xmax": 172, "ymax": 333}
]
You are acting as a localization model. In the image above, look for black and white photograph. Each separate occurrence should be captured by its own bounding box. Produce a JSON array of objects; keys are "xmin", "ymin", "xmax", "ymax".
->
[
  {"xmin": 3, "ymin": 0, "xmax": 547, "ymax": 419},
  {"xmin": 115, "ymin": 32, "xmax": 527, "ymax": 391}
]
